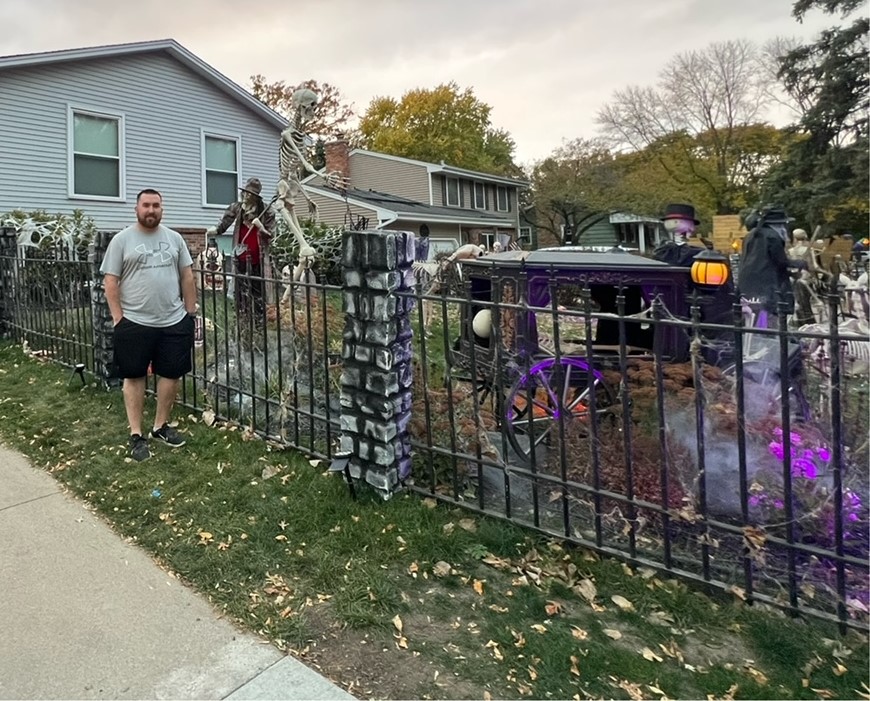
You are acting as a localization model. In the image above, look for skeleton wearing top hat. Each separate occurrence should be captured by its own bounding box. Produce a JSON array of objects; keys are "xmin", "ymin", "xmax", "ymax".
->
[{"xmin": 653, "ymin": 203, "xmax": 704, "ymax": 268}]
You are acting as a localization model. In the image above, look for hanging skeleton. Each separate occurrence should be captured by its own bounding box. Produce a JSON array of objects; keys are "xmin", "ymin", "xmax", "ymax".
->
[{"xmin": 275, "ymin": 88, "xmax": 349, "ymax": 282}]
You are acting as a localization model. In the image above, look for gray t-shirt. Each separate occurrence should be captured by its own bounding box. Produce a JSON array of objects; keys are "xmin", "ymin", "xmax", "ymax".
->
[{"xmin": 100, "ymin": 224, "xmax": 193, "ymax": 327}]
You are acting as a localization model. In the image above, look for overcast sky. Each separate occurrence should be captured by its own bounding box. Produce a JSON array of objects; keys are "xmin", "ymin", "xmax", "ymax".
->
[{"xmin": 1, "ymin": 0, "xmax": 851, "ymax": 164}]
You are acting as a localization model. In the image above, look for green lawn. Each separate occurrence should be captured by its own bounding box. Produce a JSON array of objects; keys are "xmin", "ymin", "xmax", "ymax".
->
[{"xmin": 0, "ymin": 341, "xmax": 867, "ymax": 700}]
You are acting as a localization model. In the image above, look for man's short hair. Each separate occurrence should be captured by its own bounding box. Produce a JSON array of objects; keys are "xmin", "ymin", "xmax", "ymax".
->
[{"xmin": 137, "ymin": 188, "xmax": 163, "ymax": 202}]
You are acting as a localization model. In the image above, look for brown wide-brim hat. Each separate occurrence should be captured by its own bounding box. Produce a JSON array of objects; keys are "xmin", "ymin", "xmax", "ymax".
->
[{"xmin": 239, "ymin": 177, "xmax": 262, "ymax": 196}]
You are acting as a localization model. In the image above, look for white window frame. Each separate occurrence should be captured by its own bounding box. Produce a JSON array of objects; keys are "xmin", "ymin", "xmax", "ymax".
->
[
  {"xmin": 473, "ymin": 181, "xmax": 487, "ymax": 210},
  {"xmin": 201, "ymin": 130, "xmax": 241, "ymax": 208},
  {"xmin": 496, "ymin": 185, "xmax": 509, "ymax": 212},
  {"xmin": 445, "ymin": 177, "xmax": 460, "ymax": 207},
  {"xmin": 518, "ymin": 226, "xmax": 532, "ymax": 244},
  {"xmin": 67, "ymin": 105, "xmax": 126, "ymax": 202}
]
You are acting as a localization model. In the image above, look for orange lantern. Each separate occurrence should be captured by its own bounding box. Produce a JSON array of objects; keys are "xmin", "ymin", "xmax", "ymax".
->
[{"xmin": 691, "ymin": 249, "xmax": 730, "ymax": 287}]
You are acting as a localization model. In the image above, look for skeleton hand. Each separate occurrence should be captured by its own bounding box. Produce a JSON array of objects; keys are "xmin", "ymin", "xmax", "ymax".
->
[
  {"xmin": 324, "ymin": 170, "xmax": 350, "ymax": 190},
  {"xmin": 300, "ymin": 246, "xmax": 316, "ymax": 259},
  {"xmin": 308, "ymin": 199, "xmax": 319, "ymax": 217},
  {"xmin": 252, "ymin": 217, "xmax": 264, "ymax": 231}
]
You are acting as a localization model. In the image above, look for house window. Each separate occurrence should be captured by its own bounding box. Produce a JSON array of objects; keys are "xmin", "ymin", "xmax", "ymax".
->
[
  {"xmin": 69, "ymin": 109, "xmax": 124, "ymax": 199},
  {"xmin": 203, "ymin": 133, "xmax": 240, "ymax": 206},
  {"xmin": 473, "ymin": 182, "xmax": 486, "ymax": 210},
  {"xmin": 446, "ymin": 177, "xmax": 460, "ymax": 207},
  {"xmin": 496, "ymin": 186, "xmax": 509, "ymax": 212},
  {"xmin": 518, "ymin": 226, "xmax": 532, "ymax": 244}
]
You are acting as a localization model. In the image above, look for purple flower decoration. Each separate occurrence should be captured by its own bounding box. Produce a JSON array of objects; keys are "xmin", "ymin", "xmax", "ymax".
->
[
  {"xmin": 817, "ymin": 447, "xmax": 832, "ymax": 462},
  {"xmin": 768, "ymin": 441, "xmax": 785, "ymax": 461},
  {"xmin": 792, "ymin": 458, "xmax": 818, "ymax": 480}
]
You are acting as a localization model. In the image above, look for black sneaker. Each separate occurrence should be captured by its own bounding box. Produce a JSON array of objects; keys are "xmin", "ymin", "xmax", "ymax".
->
[
  {"xmin": 151, "ymin": 423, "xmax": 186, "ymax": 447},
  {"xmin": 129, "ymin": 434, "xmax": 151, "ymax": 462}
]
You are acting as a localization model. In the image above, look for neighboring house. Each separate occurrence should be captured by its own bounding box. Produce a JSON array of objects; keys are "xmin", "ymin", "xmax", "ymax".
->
[
  {"xmin": 0, "ymin": 39, "xmax": 286, "ymax": 258},
  {"xmin": 534, "ymin": 211, "xmax": 666, "ymax": 254},
  {"xmin": 303, "ymin": 143, "xmax": 530, "ymax": 258}
]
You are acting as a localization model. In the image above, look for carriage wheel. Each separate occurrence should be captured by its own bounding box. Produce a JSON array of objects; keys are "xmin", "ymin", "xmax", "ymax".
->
[{"xmin": 504, "ymin": 357, "xmax": 614, "ymax": 465}]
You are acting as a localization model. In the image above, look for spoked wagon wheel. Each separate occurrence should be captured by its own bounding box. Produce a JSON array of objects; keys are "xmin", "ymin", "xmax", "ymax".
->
[{"xmin": 504, "ymin": 357, "xmax": 615, "ymax": 465}]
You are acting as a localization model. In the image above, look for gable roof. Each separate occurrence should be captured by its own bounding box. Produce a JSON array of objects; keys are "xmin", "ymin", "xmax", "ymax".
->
[
  {"xmin": 305, "ymin": 184, "xmax": 517, "ymax": 227},
  {"xmin": 350, "ymin": 149, "xmax": 530, "ymax": 188},
  {"xmin": 0, "ymin": 39, "xmax": 288, "ymax": 130}
]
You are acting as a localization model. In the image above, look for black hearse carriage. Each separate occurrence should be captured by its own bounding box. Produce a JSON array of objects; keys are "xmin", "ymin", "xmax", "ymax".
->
[{"xmin": 448, "ymin": 246, "xmax": 730, "ymax": 463}]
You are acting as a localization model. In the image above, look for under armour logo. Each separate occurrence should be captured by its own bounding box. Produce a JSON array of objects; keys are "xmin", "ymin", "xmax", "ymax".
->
[{"xmin": 135, "ymin": 241, "xmax": 173, "ymax": 265}]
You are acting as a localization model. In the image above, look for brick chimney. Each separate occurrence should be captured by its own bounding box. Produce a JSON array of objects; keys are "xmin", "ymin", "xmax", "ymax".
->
[{"xmin": 324, "ymin": 139, "xmax": 350, "ymax": 182}]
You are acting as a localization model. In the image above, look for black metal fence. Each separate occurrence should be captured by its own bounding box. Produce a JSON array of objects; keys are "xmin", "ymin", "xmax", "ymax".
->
[{"xmin": 1, "ymin": 236, "xmax": 868, "ymax": 633}]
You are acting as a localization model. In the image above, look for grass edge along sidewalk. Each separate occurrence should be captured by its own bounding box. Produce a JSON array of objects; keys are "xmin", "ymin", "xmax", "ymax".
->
[{"xmin": 0, "ymin": 342, "xmax": 867, "ymax": 700}]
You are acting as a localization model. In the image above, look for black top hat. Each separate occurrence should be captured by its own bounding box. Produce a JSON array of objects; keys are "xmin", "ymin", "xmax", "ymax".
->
[
  {"xmin": 759, "ymin": 204, "xmax": 792, "ymax": 224},
  {"xmin": 662, "ymin": 204, "xmax": 701, "ymax": 225},
  {"xmin": 662, "ymin": 203, "xmax": 700, "ymax": 225}
]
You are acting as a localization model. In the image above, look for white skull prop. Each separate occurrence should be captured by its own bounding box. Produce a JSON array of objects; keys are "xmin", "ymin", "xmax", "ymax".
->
[{"xmin": 291, "ymin": 88, "xmax": 318, "ymax": 121}]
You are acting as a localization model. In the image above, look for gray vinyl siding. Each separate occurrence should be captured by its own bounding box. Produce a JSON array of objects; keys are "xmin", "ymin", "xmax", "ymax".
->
[
  {"xmin": 350, "ymin": 152, "xmax": 430, "ymax": 203},
  {"xmin": 382, "ymin": 220, "xmax": 461, "ymax": 240},
  {"xmin": 0, "ymin": 52, "xmax": 281, "ymax": 230},
  {"xmin": 305, "ymin": 191, "xmax": 378, "ymax": 228}
]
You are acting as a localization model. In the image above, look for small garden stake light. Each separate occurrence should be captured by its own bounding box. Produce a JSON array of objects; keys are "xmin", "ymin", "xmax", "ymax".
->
[
  {"xmin": 691, "ymin": 248, "xmax": 730, "ymax": 288},
  {"xmin": 68, "ymin": 363, "xmax": 86, "ymax": 386}
]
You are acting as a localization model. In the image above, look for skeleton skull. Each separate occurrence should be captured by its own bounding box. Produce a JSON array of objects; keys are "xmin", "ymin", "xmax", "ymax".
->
[{"xmin": 291, "ymin": 88, "xmax": 318, "ymax": 120}]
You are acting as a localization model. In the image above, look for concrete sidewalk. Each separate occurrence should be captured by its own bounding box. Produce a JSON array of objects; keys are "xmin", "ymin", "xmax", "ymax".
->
[{"xmin": 0, "ymin": 445, "xmax": 354, "ymax": 700}]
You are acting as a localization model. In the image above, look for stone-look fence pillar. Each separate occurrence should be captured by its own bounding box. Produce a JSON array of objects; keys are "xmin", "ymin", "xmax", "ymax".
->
[
  {"xmin": 339, "ymin": 230, "xmax": 415, "ymax": 498},
  {"xmin": 0, "ymin": 228, "xmax": 17, "ymax": 337},
  {"xmin": 89, "ymin": 231, "xmax": 120, "ymax": 387}
]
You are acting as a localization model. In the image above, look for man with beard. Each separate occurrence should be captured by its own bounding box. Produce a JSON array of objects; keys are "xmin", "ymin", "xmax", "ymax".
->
[
  {"xmin": 207, "ymin": 177, "xmax": 275, "ymax": 325},
  {"xmin": 101, "ymin": 189, "xmax": 197, "ymax": 462}
]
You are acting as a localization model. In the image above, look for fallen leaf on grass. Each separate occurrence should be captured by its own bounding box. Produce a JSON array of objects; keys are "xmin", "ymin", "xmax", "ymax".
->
[
  {"xmin": 197, "ymin": 531, "xmax": 213, "ymax": 545},
  {"xmin": 570, "ymin": 655, "xmax": 581, "ymax": 677},
  {"xmin": 530, "ymin": 623, "xmax": 547, "ymax": 634},
  {"xmin": 392, "ymin": 615, "xmax": 403, "ymax": 634},
  {"xmin": 603, "ymin": 629, "xmax": 623, "ymax": 640},
  {"xmin": 544, "ymin": 600, "xmax": 563, "ymax": 616},
  {"xmin": 422, "ymin": 497, "xmax": 438, "ymax": 509},
  {"xmin": 443, "ymin": 522, "xmax": 455, "ymax": 535},
  {"xmin": 528, "ymin": 665, "xmax": 538, "ymax": 681},
  {"xmin": 489, "ymin": 604, "xmax": 509, "ymax": 613},
  {"xmin": 611, "ymin": 594, "xmax": 634, "ymax": 611},
  {"xmin": 832, "ymin": 663, "xmax": 848, "ymax": 677},
  {"xmin": 432, "ymin": 561, "xmax": 451, "ymax": 577},
  {"xmin": 202, "ymin": 410, "xmax": 216, "ymax": 426},
  {"xmin": 484, "ymin": 640, "xmax": 503, "ymax": 661},
  {"xmin": 261, "ymin": 464, "xmax": 282, "ymax": 480},
  {"xmin": 308, "ymin": 459, "xmax": 321, "ymax": 467},
  {"xmin": 483, "ymin": 693, "xmax": 492, "ymax": 701},
  {"xmin": 617, "ymin": 679, "xmax": 646, "ymax": 701},
  {"xmin": 745, "ymin": 666, "xmax": 768, "ymax": 685},
  {"xmin": 473, "ymin": 579, "xmax": 485, "ymax": 595},
  {"xmin": 482, "ymin": 554, "xmax": 510, "ymax": 569},
  {"xmin": 573, "ymin": 578, "xmax": 597, "ymax": 603},
  {"xmin": 570, "ymin": 625, "xmax": 588, "ymax": 640},
  {"xmin": 511, "ymin": 629, "xmax": 526, "ymax": 648},
  {"xmin": 641, "ymin": 647, "xmax": 663, "ymax": 662},
  {"xmin": 459, "ymin": 518, "xmax": 477, "ymax": 532}
]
